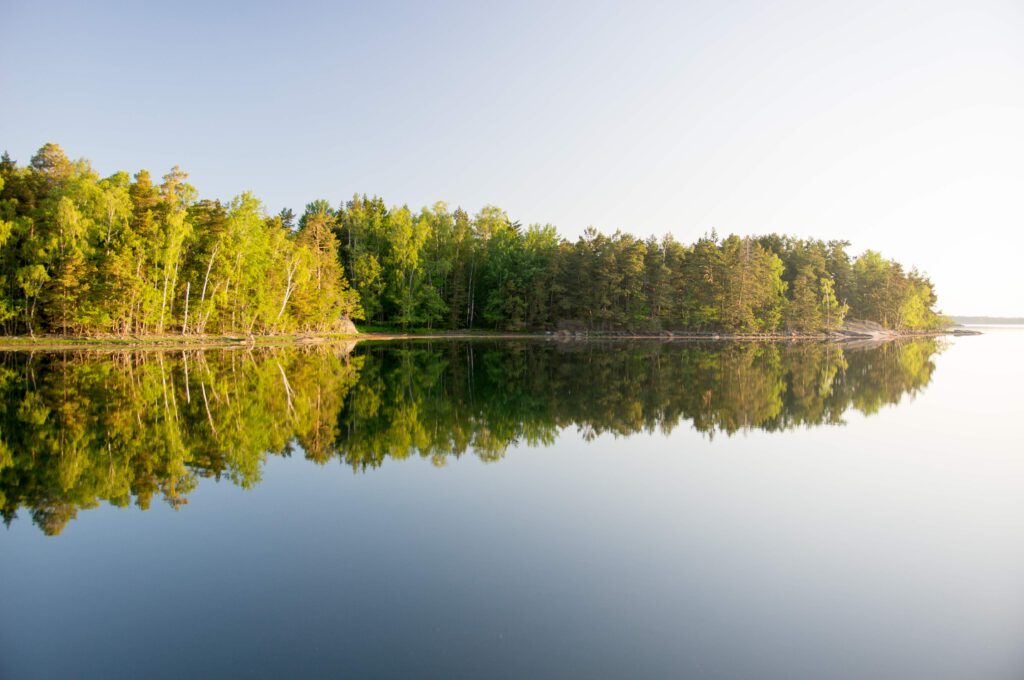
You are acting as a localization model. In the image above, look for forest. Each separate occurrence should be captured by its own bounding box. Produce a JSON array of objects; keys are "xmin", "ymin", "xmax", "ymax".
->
[
  {"xmin": 0, "ymin": 339, "xmax": 940, "ymax": 535},
  {"xmin": 0, "ymin": 144, "xmax": 947, "ymax": 336}
]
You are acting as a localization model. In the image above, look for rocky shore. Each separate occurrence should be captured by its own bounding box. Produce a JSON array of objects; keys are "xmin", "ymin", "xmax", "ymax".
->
[{"xmin": 544, "ymin": 318, "xmax": 979, "ymax": 342}]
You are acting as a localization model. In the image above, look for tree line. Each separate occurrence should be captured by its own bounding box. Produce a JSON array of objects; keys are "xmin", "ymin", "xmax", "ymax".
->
[
  {"xmin": 0, "ymin": 144, "xmax": 947, "ymax": 336},
  {"xmin": 0, "ymin": 339, "xmax": 939, "ymax": 535},
  {"xmin": 0, "ymin": 144, "xmax": 360, "ymax": 336}
]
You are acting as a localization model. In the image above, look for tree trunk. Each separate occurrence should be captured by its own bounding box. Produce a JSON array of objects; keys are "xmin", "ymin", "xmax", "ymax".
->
[{"xmin": 182, "ymin": 280, "xmax": 191, "ymax": 335}]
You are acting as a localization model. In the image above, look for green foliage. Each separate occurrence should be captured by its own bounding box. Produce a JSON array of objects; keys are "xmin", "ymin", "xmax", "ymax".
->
[
  {"xmin": 0, "ymin": 145, "xmax": 361, "ymax": 336},
  {"xmin": 783, "ymin": 266, "xmax": 847, "ymax": 332},
  {"xmin": 0, "ymin": 143, "xmax": 946, "ymax": 336}
]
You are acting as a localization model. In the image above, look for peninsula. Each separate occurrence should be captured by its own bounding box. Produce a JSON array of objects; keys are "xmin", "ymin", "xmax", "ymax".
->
[{"xmin": 0, "ymin": 144, "xmax": 949, "ymax": 342}]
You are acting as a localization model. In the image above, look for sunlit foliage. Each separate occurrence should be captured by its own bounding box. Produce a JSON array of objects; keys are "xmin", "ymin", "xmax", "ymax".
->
[{"xmin": 0, "ymin": 144, "xmax": 946, "ymax": 336}]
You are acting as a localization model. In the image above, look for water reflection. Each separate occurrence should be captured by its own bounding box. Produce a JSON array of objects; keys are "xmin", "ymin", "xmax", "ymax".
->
[{"xmin": 0, "ymin": 339, "xmax": 940, "ymax": 534}]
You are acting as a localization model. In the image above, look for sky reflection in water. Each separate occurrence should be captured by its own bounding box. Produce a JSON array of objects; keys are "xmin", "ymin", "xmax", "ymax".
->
[{"xmin": 1, "ymin": 333, "xmax": 1022, "ymax": 679}]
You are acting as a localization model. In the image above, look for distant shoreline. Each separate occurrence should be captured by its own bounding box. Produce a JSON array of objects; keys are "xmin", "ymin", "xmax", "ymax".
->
[
  {"xmin": 950, "ymin": 316, "xmax": 1024, "ymax": 325},
  {"xmin": 0, "ymin": 326, "xmax": 978, "ymax": 352}
]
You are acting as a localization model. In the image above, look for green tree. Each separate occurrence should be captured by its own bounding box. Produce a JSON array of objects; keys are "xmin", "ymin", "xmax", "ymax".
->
[{"xmin": 293, "ymin": 210, "xmax": 363, "ymax": 330}]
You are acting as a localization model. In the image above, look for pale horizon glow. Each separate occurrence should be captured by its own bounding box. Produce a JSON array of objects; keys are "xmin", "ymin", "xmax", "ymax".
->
[{"xmin": 1, "ymin": 0, "xmax": 1022, "ymax": 315}]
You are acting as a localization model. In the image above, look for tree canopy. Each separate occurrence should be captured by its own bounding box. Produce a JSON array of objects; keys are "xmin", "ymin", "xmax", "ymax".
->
[{"xmin": 0, "ymin": 144, "xmax": 948, "ymax": 336}]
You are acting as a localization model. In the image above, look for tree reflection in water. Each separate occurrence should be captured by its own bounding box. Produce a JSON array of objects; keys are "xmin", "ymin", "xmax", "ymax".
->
[{"xmin": 0, "ymin": 339, "xmax": 940, "ymax": 535}]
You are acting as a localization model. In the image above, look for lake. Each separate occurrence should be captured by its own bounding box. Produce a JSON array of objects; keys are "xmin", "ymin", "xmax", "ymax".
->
[{"xmin": 1, "ymin": 332, "xmax": 1022, "ymax": 679}]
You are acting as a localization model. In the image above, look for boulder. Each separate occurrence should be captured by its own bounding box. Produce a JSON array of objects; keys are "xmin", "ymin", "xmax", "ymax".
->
[{"xmin": 336, "ymin": 317, "xmax": 358, "ymax": 335}]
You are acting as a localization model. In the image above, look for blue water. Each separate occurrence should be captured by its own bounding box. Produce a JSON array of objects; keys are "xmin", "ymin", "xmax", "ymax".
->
[{"xmin": 2, "ymin": 332, "xmax": 1022, "ymax": 679}]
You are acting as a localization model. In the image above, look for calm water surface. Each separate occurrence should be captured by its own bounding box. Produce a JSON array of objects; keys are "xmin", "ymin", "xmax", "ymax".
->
[{"xmin": 1, "ymin": 333, "xmax": 1022, "ymax": 679}]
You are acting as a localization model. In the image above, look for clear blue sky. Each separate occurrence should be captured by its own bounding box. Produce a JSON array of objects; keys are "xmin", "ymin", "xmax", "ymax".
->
[{"xmin": 2, "ymin": 0, "xmax": 1022, "ymax": 315}]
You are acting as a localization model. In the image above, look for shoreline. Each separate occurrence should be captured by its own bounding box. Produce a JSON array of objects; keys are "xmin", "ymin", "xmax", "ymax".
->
[{"xmin": 0, "ymin": 327, "xmax": 979, "ymax": 352}]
